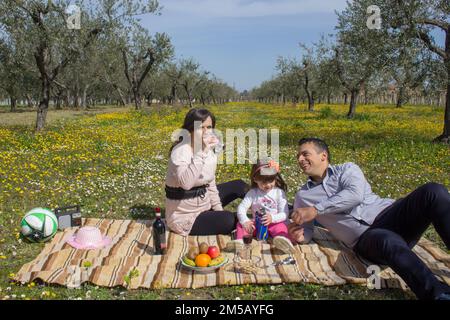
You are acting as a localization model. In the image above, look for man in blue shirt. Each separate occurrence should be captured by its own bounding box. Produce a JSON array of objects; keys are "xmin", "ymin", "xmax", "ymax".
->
[{"xmin": 289, "ymin": 137, "xmax": 450, "ymax": 300}]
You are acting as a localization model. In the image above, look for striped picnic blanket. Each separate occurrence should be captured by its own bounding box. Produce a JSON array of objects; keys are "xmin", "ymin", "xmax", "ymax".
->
[{"xmin": 14, "ymin": 218, "xmax": 450, "ymax": 290}]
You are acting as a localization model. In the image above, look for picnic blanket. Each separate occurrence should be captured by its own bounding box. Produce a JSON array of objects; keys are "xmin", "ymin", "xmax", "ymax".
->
[{"xmin": 14, "ymin": 218, "xmax": 450, "ymax": 290}]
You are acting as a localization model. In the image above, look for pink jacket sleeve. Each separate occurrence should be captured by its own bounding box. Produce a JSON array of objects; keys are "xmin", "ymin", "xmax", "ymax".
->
[{"xmin": 171, "ymin": 143, "xmax": 208, "ymax": 190}]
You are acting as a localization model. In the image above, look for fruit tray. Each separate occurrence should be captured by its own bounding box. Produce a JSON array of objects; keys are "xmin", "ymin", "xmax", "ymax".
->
[{"xmin": 180, "ymin": 256, "xmax": 229, "ymax": 273}]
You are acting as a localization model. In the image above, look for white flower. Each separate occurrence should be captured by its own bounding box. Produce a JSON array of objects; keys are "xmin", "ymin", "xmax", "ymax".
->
[{"xmin": 235, "ymin": 297, "xmax": 241, "ymax": 300}]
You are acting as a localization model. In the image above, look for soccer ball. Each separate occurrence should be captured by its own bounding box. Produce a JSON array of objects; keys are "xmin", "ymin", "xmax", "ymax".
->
[{"xmin": 20, "ymin": 208, "xmax": 58, "ymax": 243}]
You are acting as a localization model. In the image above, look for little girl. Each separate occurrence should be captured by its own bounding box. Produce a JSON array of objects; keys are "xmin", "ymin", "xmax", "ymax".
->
[{"xmin": 228, "ymin": 158, "xmax": 295, "ymax": 254}]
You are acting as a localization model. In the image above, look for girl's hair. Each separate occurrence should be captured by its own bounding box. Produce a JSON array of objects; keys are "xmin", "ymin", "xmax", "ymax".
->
[
  {"xmin": 250, "ymin": 163, "xmax": 287, "ymax": 193},
  {"xmin": 169, "ymin": 108, "xmax": 216, "ymax": 154}
]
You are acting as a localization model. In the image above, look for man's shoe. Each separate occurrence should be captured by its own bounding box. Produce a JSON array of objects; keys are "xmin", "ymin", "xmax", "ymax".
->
[
  {"xmin": 273, "ymin": 236, "xmax": 296, "ymax": 254},
  {"xmin": 435, "ymin": 292, "xmax": 450, "ymax": 300}
]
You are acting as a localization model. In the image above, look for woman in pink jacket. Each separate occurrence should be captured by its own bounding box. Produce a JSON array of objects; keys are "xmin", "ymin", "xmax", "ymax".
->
[{"xmin": 164, "ymin": 108, "xmax": 248, "ymax": 236}]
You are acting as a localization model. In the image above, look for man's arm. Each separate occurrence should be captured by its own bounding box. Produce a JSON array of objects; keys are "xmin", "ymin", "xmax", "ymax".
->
[
  {"xmin": 289, "ymin": 190, "xmax": 314, "ymax": 243},
  {"xmin": 314, "ymin": 163, "xmax": 366, "ymax": 215}
]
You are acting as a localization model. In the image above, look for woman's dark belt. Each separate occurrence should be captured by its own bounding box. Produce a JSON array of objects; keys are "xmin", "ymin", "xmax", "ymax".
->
[{"xmin": 165, "ymin": 184, "xmax": 209, "ymax": 200}]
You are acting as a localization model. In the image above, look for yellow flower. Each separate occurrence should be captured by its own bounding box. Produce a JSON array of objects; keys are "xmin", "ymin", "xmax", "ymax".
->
[{"xmin": 0, "ymin": 256, "xmax": 6, "ymax": 259}]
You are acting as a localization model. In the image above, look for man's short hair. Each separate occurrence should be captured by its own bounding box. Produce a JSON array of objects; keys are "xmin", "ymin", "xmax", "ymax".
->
[{"xmin": 298, "ymin": 137, "xmax": 331, "ymax": 163}]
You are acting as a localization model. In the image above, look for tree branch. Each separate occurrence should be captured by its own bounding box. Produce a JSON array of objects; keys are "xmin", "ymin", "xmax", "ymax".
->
[
  {"xmin": 50, "ymin": 27, "xmax": 102, "ymax": 81},
  {"xmin": 416, "ymin": 18, "xmax": 449, "ymax": 32},
  {"xmin": 137, "ymin": 48, "xmax": 155, "ymax": 90},
  {"xmin": 121, "ymin": 49, "xmax": 132, "ymax": 86},
  {"xmin": 416, "ymin": 30, "xmax": 447, "ymax": 59},
  {"xmin": 333, "ymin": 48, "xmax": 351, "ymax": 91}
]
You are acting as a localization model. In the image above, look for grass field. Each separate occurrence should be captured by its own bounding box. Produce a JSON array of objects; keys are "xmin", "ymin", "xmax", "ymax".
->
[{"xmin": 0, "ymin": 102, "xmax": 448, "ymax": 300}]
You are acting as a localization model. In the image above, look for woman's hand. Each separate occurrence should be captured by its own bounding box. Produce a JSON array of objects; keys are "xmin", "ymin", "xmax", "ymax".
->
[
  {"xmin": 202, "ymin": 132, "xmax": 219, "ymax": 151},
  {"xmin": 262, "ymin": 213, "xmax": 272, "ymax": 226},
  {"xmin": 243, "ymin": 220, "xmax": 255, "ymax": 234}
]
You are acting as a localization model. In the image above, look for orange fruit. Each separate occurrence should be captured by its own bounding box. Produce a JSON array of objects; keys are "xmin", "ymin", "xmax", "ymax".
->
[{"xmin": 195, "ymin": 253, "xmax": 211, "ymax": 267}]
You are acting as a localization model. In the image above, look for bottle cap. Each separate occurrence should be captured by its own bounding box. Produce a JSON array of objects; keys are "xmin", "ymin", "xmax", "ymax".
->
[{"xmin": 155, "ymin": 207, "xmax": 161, "ymax": 217}]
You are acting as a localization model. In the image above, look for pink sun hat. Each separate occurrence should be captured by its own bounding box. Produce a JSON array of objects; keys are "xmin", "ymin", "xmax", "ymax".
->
[{"xmin": 66, "ymin": 226, "xmax": 112, "ymax": 250}]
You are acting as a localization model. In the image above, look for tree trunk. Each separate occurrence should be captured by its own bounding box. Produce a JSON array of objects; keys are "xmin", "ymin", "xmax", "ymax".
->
[
  {"xmin": 396, "ymin": 86, "xmax": 405, "ymax": 108},
  {"xmin": 36, "ymin": 78, "xmax": 51, "ymax": 131},
  {"xmin": 81, "ymin": 84, "xmax": 89, "ymax": 109},
  {"xmin": 146, "ymin": 92, "xmax": 153, "ymax": 107},
  {"xmin": 133, "ymin": 89, "xmax": 142, "ymax": 110},
  {"xmin": 183, "ymin": 84, "xmax": 193, "ymax": 108},
  {"xmin": 171, "ymin": 85, "xmax": 177, "ymax": 105},
  {"xmin": 327, "ymin": 93, "xmax": 331, "ymax": 105},
  {"xmin": 55, "ymin": 96, "xmax": 62, "ymax": 110},
  {"xmin": 10, "ymin": 96, "xmax": 17, "ymax": 112},
  {"xmin": 344, "ymin": 92, "xmax": 348, "ymax": 104},
  {"xmin": 347, "ymin": 89, "xmax": 358, "ymax": 118},
  {"xmin": 26, "ymin": 94, "xmax": 34, "ymax": 109},
  {"xmin": 433, "ymin": 28, "xmax": 450, "ymax": 143},
  {"xmin": 307, "ymin": 94, "xmax": 315, "ymax": 111},
  {"xmin": 64, "ymin": 91, "xmax": 70, "ymax": 108},
  {"xmin": 115, "ymin": 86, "xmax": 126, "ymax": 106},
  {"xmin": 433, "ymin": 73, "xmax": 450, "ymax": 143},
  {"xmin": 73, "ymin": 85, "xmax": 80, "ymax": 109},
  {"xmin": 188, "ymin": 93, "xmax": 193, "ymax": 108}
]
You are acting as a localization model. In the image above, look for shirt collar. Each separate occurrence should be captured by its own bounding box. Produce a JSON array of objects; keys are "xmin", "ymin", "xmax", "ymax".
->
[{"xmin": 306, "ymin": 164, "xmax": 335, "ymax": 189}]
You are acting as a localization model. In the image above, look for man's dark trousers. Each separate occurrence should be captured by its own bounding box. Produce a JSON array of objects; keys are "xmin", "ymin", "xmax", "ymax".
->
[{"xmin": 354, "ymin": 183, "xmax": 450, "ymax": 300}]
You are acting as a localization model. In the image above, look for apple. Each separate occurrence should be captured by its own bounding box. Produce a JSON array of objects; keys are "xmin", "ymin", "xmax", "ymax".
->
[{"xmin": 207, "ymin": 245, "xmax": 220, "ymax": 259}]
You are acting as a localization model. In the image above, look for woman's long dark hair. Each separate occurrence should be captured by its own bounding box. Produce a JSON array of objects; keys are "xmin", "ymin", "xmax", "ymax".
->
[
  {"xmin": 250, "ymin": 164, "xmax": 288, "ymax": 193},
  {"xmin": 169, "ymin": 108, "xmax": 216, "ymax": 154}
]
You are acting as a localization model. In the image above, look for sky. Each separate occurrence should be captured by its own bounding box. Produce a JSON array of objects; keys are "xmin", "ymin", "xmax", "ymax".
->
[{"xmin": 140, "ymin": 0, "xmax": 349, "ymax": 91}]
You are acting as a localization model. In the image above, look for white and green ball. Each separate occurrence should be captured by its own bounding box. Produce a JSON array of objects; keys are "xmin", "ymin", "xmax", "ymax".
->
[{"xmin": 20, "ymin": 208, "xmax": 58, "ymax": 243}]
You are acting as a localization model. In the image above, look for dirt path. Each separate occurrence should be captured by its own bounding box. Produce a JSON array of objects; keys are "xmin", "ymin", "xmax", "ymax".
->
[{"xmin": 0, "ymin": 106, "xmax": 131, "ymax": 127}]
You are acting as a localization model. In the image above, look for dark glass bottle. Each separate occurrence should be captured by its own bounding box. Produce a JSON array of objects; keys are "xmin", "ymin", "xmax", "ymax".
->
[{"xmin": 152, "ymin": 207, "xmax": 166, "ymax": 255}]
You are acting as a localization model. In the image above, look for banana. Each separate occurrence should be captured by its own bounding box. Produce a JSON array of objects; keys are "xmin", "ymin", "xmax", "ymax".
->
[
  {"xmin": 183, "ymin": 255, "xmax": 196, "ymax": 267},
  {"xmin": 208, "ymin": 255, "xmax": 225, "ymax": 267}
]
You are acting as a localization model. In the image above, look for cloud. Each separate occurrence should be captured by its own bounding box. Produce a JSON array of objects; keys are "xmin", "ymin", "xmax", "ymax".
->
[{"xmin": 159, "ymin": 0, "xmax": 347, "ymax": 18}]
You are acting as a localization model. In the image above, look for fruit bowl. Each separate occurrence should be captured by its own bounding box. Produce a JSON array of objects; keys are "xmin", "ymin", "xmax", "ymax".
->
[{"xmin": 180, "ymin": 256, "xmax": 229, "ymax": 273}]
